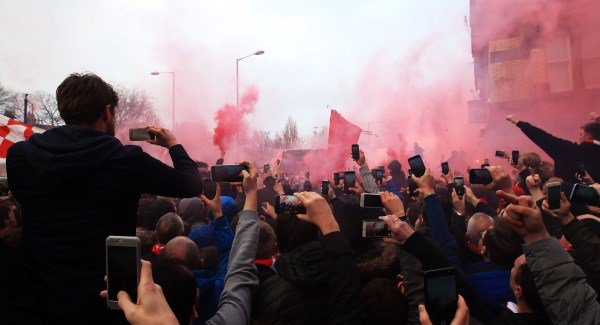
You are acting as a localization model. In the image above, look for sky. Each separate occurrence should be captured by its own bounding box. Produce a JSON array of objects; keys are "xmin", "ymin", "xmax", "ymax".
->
[{"xmin": 0, "ymin": 0, "xmax": 473, "ymax": 137}]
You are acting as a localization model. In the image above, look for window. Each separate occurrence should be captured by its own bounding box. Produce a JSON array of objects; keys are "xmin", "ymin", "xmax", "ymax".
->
[
  {"xmin": 547, "ymin": 35, "xmax": 572, "ymax": 92},
  {"xmin": 581, "ymin": 32, "xmax": 600, "ymax": 89}
]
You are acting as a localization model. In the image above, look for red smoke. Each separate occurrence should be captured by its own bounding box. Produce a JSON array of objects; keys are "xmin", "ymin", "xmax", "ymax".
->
[{"xmin": 212, "ymin": 87, "xmax": 259, "ymax": 158}]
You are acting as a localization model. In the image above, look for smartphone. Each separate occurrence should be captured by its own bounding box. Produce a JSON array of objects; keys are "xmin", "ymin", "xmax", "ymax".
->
[
  {"xmin": 361, "ymin": 219, "xmax": 391, "ymax": 238},
  {"xmin": 518, "ymin": 168, "xmax": 531, "ymax": 181},
  {"xmin": 547, "ymin": 182, "xmax": 561, "ymax": 212},
  {"xmin": 469, "ymin": 168, "xmax": 493, "ymax": 185},
  {"xmin": 495, "ymin": 150, "xmax": 505, "ymax": 158},
  {"xmin": 408, "ymin": 155, "xmax": 426, "ymax": 177},
  {"xmin": 344, "ymin": 171, "xmax": 356, "ymax": 193},
  {"xmin": 263, "ymin": 164, "xmax": 270, "ymax": 173},
  {"xmin": 511, "ymin": 150, "xmax": 520, "ymax": 165},
  {"xmin": 333, "ymin": 172, "xmax": 341, "ymax": 185},
  {"xmin": 372, "ymin": 168, "xmax": 385, "ymax": 181},
  {"xmin": 570, "ymin": 183, "xmax": 600, "ymax": 207},
  {"xmin": 351, "ymin": 144, "xmax": 360, "ymax": 161},
  {"xmin": 454, "ymin": 176, "xmax": 465, "ymax": 196},
  {"xmin": 441, "ymin": 162, "xmax": 449, "ymax": 175},
  {"xmin": 576, "ymin": 162, "xmax": 585, "ymax": 178},
  {"xmin": 360, "ymin": 193, "xmax": 384, "ymax": 208},
  {"xmin": 275, "ymin": 195, "xmax": 307, "ymax": 214},
  {"xmin": 321, "ymin": 180, "xmax": 330, "ymax": 196},
  {"xmin": 106, "ymin": 236, "xmax": 141, "ymax": 309},
  {"xmin": 210, "ymin": 164, "xmax": 248, "ymax": 183},
  {"xmin": 424, "ymin": 267, "xmax": 457, "ymax": 324},
  {"xmin": 129, "ymin": 128, "xmax": 155, "ymax": 141}
]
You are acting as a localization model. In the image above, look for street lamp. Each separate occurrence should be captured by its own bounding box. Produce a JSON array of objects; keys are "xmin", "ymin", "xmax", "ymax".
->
[
  {"xmin": 150, "ymin": 71, "xmax": 175, "ymax": 130},
  {"xmin": 236, "ymin": 50, "xmax": 264, "ymax": 110}
]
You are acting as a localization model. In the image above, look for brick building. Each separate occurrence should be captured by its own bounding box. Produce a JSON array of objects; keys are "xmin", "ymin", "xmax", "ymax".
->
[{"xmin": 468, "ymin": 0, "xmax": 600, "ymax": 147}]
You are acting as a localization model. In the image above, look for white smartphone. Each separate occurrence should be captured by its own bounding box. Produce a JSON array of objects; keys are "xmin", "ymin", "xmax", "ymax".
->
[
  {"xmin": 360, "ymin": 193, "xmax": 384, "ymax": 208},
  {"xmin": 106, "ymin": 236, "xmax": 141, "ymax": 309}
]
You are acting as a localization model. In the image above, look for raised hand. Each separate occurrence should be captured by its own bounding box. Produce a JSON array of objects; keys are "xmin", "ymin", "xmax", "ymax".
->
[
  {"xmin": 541, "ymin": 192, "xmax": 574, "ymax": 225},
  {"xmin": 200, "ymin": 183, "xmax": 223, "ymax": 218},
  {"xmin": 418, "ymin": 295, "xmax": 469, "ymax": 325},
  {"xmin": 496, "ymin": 190, "xmax": 548, "ymax": 244},
  {"xmin": 381, "ymin": 191, "xmax": 405, "ymax": 217},
  {"xmin": 379, "ymin": 215, "xmax": 415, "ymax": 245},
  {"xmin": 506, "ymin": 115, "xmax": 519, "ymax": 125},
  {"xmin": 411, "ymin": 167, "xmax": 435, "ymax": 196},
  {"xmin": 146, "ymin": 126, "xmax": 178, "ymax": 149},
  {"xmin": 294, "ymin": 191, "xmax": 339, "ymax": 235}
]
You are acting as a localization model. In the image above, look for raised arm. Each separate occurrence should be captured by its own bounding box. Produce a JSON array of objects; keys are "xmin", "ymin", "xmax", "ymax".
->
[
  {"xmin": 507, "ymin": 115, "xmax": 577, "ymax": 159},
  {"xmin": 356, "ymin": 150, "xmax": 379, "ymax": 194}
]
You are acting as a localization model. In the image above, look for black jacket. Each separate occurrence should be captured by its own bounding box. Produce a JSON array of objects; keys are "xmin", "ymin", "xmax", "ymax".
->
[
  {"xmin": 563, "ymin": 218, "xmax": 600, "ymax": 301},
  {"xmin": 516, "ymin": 121, "xmax": 600, "ymax": 183},
  {"xmin": 6, "ymin": 125, "xmax": 202, "ymax": 324}
]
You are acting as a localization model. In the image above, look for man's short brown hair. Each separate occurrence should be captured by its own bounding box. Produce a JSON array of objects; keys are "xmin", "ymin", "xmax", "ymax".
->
[{"xmin": 56, "ymin": 73, "xmax": 118, "ymax": 125}]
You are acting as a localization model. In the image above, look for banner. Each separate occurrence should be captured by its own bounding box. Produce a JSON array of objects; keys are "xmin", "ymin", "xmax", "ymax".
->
[{"xmin": 327, "ymin": 110, "xmax": 362, "ymax": 171}]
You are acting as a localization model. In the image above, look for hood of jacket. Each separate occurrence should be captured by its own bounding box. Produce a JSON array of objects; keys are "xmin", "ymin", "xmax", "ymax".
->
[{"xmin": 21, "ymin": 125, "xmax": 123, "ymax": 182}]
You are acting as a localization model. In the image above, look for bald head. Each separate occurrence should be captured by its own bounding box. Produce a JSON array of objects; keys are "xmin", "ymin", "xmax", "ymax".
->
[
  {"xmin": 161, "ymin": 236, "xmax": 200, "ymax": 270},
  {"xmin": 156, "ymin": 213, "xmax": 184, "ymax": 245},
  {"xmin": 466, "ymin": 213, "xmax": 493, "ymax": 245}
]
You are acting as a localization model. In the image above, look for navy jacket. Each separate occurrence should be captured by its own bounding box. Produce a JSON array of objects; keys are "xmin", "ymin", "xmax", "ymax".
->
[{"xmin": 6, "ymin": 125, "xmax": 202, "ymax": 324}]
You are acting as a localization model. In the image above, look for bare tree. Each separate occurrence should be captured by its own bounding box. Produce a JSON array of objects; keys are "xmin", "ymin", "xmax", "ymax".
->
[
  {"xmin": 29, "ymin": 91, "xmax": 63, "ymax": 126},
  {"xmin": 114, "ymin": 86, "xmax": 161, "ymax": 129},
  {"xmin": 0, "ymin": 83, "xmax": 18, "ymax": 119}
]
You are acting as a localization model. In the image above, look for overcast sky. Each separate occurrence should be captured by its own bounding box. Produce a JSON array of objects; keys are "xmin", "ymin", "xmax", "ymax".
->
[{"xmin": 0, "ymin": 0, "xmax": 472, "ymax": 136}]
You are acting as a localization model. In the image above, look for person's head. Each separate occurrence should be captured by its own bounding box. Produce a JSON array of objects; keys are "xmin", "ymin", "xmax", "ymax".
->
[
  {"xmin": 510, "ymin": 255, "xmax": 546, "ymax": 314},
  {"xmin": 156, "ymin": 213, "xmax": 184, "ymax": 245},
  {"xmin": 579, "ymin": 122, "xmax": 600, "ymax": 143},
  {"xmin": 481, "ymin": 218, "xmax": 523, "ymax": 269},
  {"xmin": 56, "ymin": 73, "xmax": 118, "ymax": 135},
  {"xmin": 178, "ymin": 198, "xmax": 206, "ymax": 232},
  {"xmin": 275, "ymin": 214, "xmax": 319, "ymax": 253},
  {"xmin": 466, "ymin": 213, "xmax": 493, "ymax": 245},
  {"xmin": 518, "ymin": 152, "xmax": 541, "ymax": 170},
  {"xmin": 160, "ymin": 236, "xmax": 201, "ymax": 270},
  {"xmin": 195, "ymin": 161, "xmax": 209, "ymax": 173},
  {"xmin": 535, "ymin": 161, "xmax": 555, "ymax": 184},
  {"xmin": 198, "ymin": 246, "xmax": 218, "ymax": 273},
  {"xmin": 303, "ymin": 180, "xmax": 312, "ymax": 191},
  {"xmin": 0, "ymin": 203, "xmax": 16, "ymax": 231},
  {"xmin": 143, "ymin": 199, "xmax": 177, "ymax": 230},
  {"xmin": 256, "ymin": 220, "xmax": 278, "ymax": 259},
  {"xmin": 216, "ymin": 158, "xmax": 224, "ymax": 165},
  {"xmin": 263, "ymin": 176, "xmax": 276, "ymax": 189},
  {"xmin": 387, "ymin": 160, "xmax": 403, "ymax": 179},
  {"xmin": 152, "ymin": 259, "xmax": 198, "ymax": 325},
  {"xmin": 362, "ymin": 278, "xmax": 409, "ymax": 324}
]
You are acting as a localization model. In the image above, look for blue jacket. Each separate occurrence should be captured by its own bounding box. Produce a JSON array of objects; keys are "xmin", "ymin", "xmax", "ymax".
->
[
  {"xmin": 467, "ymin": 261, "xmax": 515, "ymax": 313},
  {"xmin": 424, "ymin": 194, "xmax": 463, "ymax": 272},
  {"xmin": 188, "ymin": 216, "xmax": 234, "ymax": 324}
]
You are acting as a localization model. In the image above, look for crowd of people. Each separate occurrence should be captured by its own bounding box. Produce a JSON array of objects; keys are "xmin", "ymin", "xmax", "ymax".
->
[{"xmin": 2, "ymin": 72, "xmax": 600, "ymax": 324}]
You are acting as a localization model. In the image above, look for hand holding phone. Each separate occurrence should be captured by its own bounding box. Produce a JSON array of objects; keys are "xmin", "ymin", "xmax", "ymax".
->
[
  {"xmin": 275, "ymin": 195, "xmax": 307, "ymax": 214},
  {"xmin": 344, "ymin": 171, "xmax": 356, "ymax": 194},
  {"xmin": 454, "ymin": 176, "xmax": 465, "ymax": 196},
  {"xmin": 351, "ymin": 144, "xmax": 360, "ymax": 161},
  {"xmin": 211, "ymin": 164, "xmax": 249, "ymax": 183},
  {"xmin": 361, "ymin": 219, "xmax": 391, "ymax": 237},
  {"xmin": 129, "ymin": 128, "xmax": 156, "ymax": 141},
  {"xmin": 547, "ymin": 182, "xmax": 561, "ymax": 212},
  {"xmin": 441, "ymin": 162, "xmax": 449, "ymax": 175},
  {"xmin": 408, "ymin": 155, "xmax": 426, "ymax": 177},
  {"xmin": 424, "ymin": 268, "xmax": 458, "ymax": 324},
  {"xmin": 360, "ymin": 193, "xmax": 384, "ymax": 208},
  {"xmin": 511, "ymin": 150, "xmax": 520, "ymax": 166},
  {"xmin": 106, "ymin": 236, "xmax": 141, "ymax": 309}
]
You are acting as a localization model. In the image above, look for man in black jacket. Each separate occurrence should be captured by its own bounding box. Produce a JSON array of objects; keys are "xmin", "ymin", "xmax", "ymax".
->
[
  {"xmin": 506, "ymin": 114, "xmax": 600, "ymax": 183},
  {"xmin": 6, "ymin": 73, "xmax": 203, "ymax": 324}
]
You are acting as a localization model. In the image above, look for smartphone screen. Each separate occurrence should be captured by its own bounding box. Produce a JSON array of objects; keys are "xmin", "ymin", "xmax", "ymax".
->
[
  {"xmin": 362, "ymin": 220, "xmax": 391, "ymax": 237},
  {"xmin": 107, "ymin": 243, "xmax": 139, "ymax": 304},
  {"xmin": 344, "ymin": 171, "xmax": 356, "ymax": 192},
  {"xmin": 571, "ymin": 184, "xmax": 600, "ymax": 207},
  {"xmin": 495, "ymin": 150, "xmax": 505, "ymax": 158},
  {"xmin": 453, "ymin": 177, "xmax": 465, "ymax": 196},
  {"xmin": 469, "ymin": 168, "xmax": 492, "ymax": 185},
  {"xmin": 275, "ymin": 195, "xmax": 307, "ymax": 214},
  {"xmin": 441, "ymin": 162, "xmax": 449, "ymax": 175},
  {"xmin": 321, "ymin": 181, "xmax": 330, "ymax": 196},
  {"xmin": 512, "ymin": 150, "xmax": 519, "ymax": 165},
  {"xmin": 547, "ymin": 182, "xmax": 561, "ymax": 211},
  {"xmin": 211, "ymin": 165, "xmax": 245, "ymax": 183},
  {"xmin": 576, "ymin": 162, "xmax": 585, "ymax": 177},
  {"xmin": 425, "ymin": 268, "xmax": 457, "ymax": 324},
  {"xmin": 408, "ymin": 155, "xmax": 425, "ymax": 177},
  {"xmin": 263, "ymin": 164, "xmax": 270, "ymax": 173},
  {"xmin": 333, "ymin": 173, "xmax": 341, "ymax": 185},
  {"xmin": 361, "ymin": 194, "xmax": 384, "ymax": 208},
  {"xmin": 351, "ymin": 144, "xmax": 360, "ymax": 161},
  {"xmin": 129, "ymin": 128, "xmax": 155, "ymax": 141}
]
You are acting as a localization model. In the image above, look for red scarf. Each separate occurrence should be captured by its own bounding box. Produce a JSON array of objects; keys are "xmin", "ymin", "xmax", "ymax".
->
[
  {"xmin": 151, "ymin": 243, "xmax": 164, "ymax": 255},
  {"xmin": 254, "ymin": 257, "xmax": 276, "ymax": 268}
]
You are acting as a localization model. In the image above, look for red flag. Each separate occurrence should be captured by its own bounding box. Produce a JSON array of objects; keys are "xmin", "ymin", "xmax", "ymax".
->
[
  {"xmin": 327, "ymin": 110, "xmax": 362, "ymax": 171},
  {"xmin": 0, "ymin": 115, "xmax": 45, "ymax": 159}
]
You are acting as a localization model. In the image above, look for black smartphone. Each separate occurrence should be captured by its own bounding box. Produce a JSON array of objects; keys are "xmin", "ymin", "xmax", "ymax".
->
[
  {"xmin": 441, "ymin": 162, "xmax": 449, "ymax": 175},
  {"xmin": 424, "ymin": 267, "xmax": 457, "ymax": 324},
  {"xmin": 361, "ymin": 220, "xmax": 391, "ymax": 238},
  {"xmin": 129, "ymin": 128, "xmax": 156, "ymax": 141},
  {"xmin": 275, "ymin": 195, "xmax": 307, "ymax": 214},
  {"xmin": 547, "ymin": 182, "xmax": 561, "ymax": 212},
  {"xmin": 570, "ymin": 183, "xmax": 600, "ymax": 207},
  {"xmin": 495, "ymin": 150, "xmax": 505, "ymax": 158},
  {"xmin": 263, "ymin": 164, "xmax": 270, "ymax": 173},
  {"xmin": 454, "ymin": 176, "xmax": 465, "ymax": 196},
  {"xmin": 321, "ymin": 180, "xmax": 330, "ymax": 196},
  {"xmin": 576, "ymin": 162, "xmax": 585, "ymax": 178},
  {"xmin": 511, "ymin": 150, "xmax": 520, "ymax": 165},
  {"xmin": 210, "ymin": 164, "xmax": 248, "ymax": 183},
  {"xmin": 360, "ymin": 193, "xmax": 384, "ymax": 208},
  {"xmin": 469, "ymin": 168, "xmax": 493, "ymax": 185},
  {"xmin": 106, "ymin": 236, "xmax": 141, "ymax": 310},
  {"xmin": 408, "ymin": 155, "xmax": 426, "ymax": 177},
  {"xmin": 344, "ymin": 171, "xmax": 356, "ymax": 193},
  {"xmin": 518, "ymin": 168, "xmax": 531, "ymax": 181},
  {"xmin": 372, "ymin": 168, "xmax": 385, "ymax": 181},
  {"xmin": 351, "ymin": 144, "xmax": 360, "ymax": 161}
]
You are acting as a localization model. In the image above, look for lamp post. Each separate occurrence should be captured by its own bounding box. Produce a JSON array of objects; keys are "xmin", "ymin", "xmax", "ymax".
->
[
  {"xmin": 150, "ymin": 71, "xmax": 175, "ymax": 130},
  {"xmin": 236, "ymin": 50, "xmax": 264, "ymax": 110},
  {"xmin": 366, "ymin": 121, "xmax": 383, "ymax": 145}
]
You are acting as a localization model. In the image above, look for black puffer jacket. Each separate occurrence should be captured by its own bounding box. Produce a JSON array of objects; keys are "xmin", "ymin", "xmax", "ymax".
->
[{"xmin": 254, "ymin": 241, "xmax": 329, "ymax": 324}]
